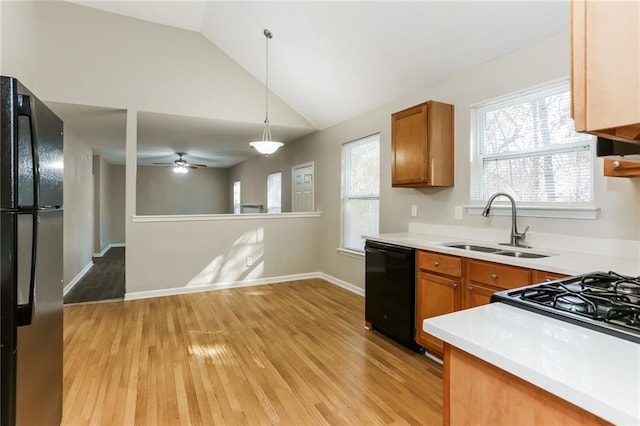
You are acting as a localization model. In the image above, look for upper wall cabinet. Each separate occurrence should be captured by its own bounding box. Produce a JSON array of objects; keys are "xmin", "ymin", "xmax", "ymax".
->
[
  {"xmin": 571, "ymin": 0, "xmax": 640, "ymax": 144},
  {"xmin": 391, "ymin": 100, "xmax": 454, "ymax": 187}
]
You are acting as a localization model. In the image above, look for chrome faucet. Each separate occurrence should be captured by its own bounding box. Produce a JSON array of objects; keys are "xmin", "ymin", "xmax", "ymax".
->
[{"xmin": 481, "ymin": 192, "xmax": 530, "ymax": 248}]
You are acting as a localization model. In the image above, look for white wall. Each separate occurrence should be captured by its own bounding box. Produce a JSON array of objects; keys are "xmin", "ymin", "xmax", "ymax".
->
[
  {"xmin": 63, "ymin": 129, "xmax": 94, "ymax": 285},
  {"xmin": 228, "ymin": 137, "xmax": 317, "ymax": 212},
  {"xmin": 126, "ymin": 217, "xmax": 321, "ymax": 293},
  {"xmin": 0, "ymin": 1, "xmax": 312, "ymax": 130},
  {"xmin": 136, "ymin": 166, "xmax": 230, "ymax": 215},
  {"xmin": 93, "ymin": 157, "xmax": 125, "ymax": 253},
  {"xmin": 5, "ymin": 2, "xmax": 638, "ymax": 295},
  {"xmin": 107, "ymin": 164, "xmax": 125, "ymax": 244},
  {"xmin": 298, "ymin": 30, "xmax": 640, "ymax": 288},
  {"xmin": 98, "ymin": 156, "xmax": 110, "ymax": 251}
]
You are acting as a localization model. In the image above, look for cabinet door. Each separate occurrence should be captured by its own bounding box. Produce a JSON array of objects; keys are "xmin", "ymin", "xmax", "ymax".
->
[
  {"xmin": 392, "ymin": 103, "xmax": 428, "ymax": 186},
  {"xmin": 464, "ymin": 281, "xmax": 502, "ymax": 309},
  {"xmin": 391, "ymin": 101, "xmax": 455, "ymax": 187},
  {"xmin": 571, "ymin": 0, "xmax": 640, "ymax": 142},
  {"xmin": 416, "ymin": 272, "xmax": 460, "ymax": 357}
]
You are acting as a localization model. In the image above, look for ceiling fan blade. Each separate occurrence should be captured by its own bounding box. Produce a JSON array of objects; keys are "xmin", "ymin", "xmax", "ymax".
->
[
  {"xmin": 185, "ymin": 163, "xmax": 208, "ymax": 168},
  {"xmin": 152, "ymin": 162, "xmax": 173, "ymax": 166}
]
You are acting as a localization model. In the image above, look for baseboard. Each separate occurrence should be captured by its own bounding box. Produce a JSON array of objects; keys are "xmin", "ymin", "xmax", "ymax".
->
[
  {"xmin": 63, "ymin": 261, "xmax": 94, "ymax": 296},
  {"xmin": 124, "ymin": 272, "xmax": 363, "ymax": 301},
  {"xmin": 93, "ymin": 242, "xmax": 126, "ymax": 257},
  {"xmin": 317, "ymin": 272, "xmax": 365, "ymax": 297},
  {"xmin": 124, "ymin": 272, "xmax": 319, "ymax": 301}
]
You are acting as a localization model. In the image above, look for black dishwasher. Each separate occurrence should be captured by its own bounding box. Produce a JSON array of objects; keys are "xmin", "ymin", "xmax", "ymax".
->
[{"xmin": 365, "ymin": 241, "xmax": 421, "ymax": 352}]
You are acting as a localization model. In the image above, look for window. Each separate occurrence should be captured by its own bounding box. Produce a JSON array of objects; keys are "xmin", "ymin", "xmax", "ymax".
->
[
  {"xmin": 472, "ymin": 80, "xmax": 595, "ymax": 203},
  {"xmin": 233, "ymin": 180, "xmax": 241, "ymax": 214},
  {"xmin": 267, "ymin": 172, "xmax": 282, "ymax": 213},
  {"xmin": 342, "ymin": 134, "xmax": 380, "ymax": 252}
]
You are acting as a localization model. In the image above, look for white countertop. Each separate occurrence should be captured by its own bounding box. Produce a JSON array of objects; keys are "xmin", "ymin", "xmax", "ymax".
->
[
  {"xmin": 365, "ymin": 231, "xmax": 640, "ymax": 276},
  {"xmin": 423, "ymin": 303, "xmax": 640, "ymax": 425}
]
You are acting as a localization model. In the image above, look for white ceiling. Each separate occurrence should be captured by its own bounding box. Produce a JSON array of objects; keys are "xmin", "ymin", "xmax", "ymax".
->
[
  {"xmin": 58, "ymin": 1, "xmax": 570, "ymax": 166},
  {"xmin": 48, "ymin": 102, "xmax": 313, "ymax": 167}
]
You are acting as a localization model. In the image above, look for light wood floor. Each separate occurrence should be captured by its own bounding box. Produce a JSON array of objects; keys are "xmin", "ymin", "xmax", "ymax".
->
[{"xmin": 62, "ymin": 279, "xmax": 443, "ymax": 425}]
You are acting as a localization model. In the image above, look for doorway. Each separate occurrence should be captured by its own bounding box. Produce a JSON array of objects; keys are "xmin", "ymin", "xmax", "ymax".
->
[{"xmin": 292, "ymin": 161, "xmax": 314, "ymax": 212}]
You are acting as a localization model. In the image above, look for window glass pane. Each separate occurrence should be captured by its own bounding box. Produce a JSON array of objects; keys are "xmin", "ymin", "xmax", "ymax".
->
[
  {"xmin": 233, "ymin": 181, "xmax": 241, "ymax": 214},
  {"xmin": 267, "ymin": 172, "xmax": 282, "ymax": 213},
  {"xmin": 479, "ymin": 90, "xmax": 590, "ymax": 156},
  {"xmin": 342, "ymin": 134, "xmax": 380, "ymax": 252},
  {"xmin": 344, "ymin": 199, "xmax": 379, "ymax": 252},
  {"xmin": 346, "ymin": 139, "xmax": 380, "ymax": 197},
  {"xmin": 473, "ymin": 81, "xmax": 594, "ymax": 202},
  {"xmin": 483, "ymin": 150, "xmax": 593, "ymax": 202}
]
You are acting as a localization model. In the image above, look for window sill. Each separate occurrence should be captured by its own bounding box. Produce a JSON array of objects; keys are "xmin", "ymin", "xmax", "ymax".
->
[
  {"xmin": 464, "ymin": 205, "xmax": 599, "ymax": 220},
  {"xmin": 336, "ymin": 248, "xmax": 365, "ymax": 259}
]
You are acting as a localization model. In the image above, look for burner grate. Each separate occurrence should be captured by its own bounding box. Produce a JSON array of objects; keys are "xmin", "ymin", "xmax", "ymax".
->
[{"xmin": 516, "ymin": 271, "xmax": 640, "ymax": 334}]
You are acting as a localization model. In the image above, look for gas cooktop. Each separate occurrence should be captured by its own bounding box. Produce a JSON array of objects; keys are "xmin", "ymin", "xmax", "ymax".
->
[{"xmin": 491, "ymin": 271, "xmax": 640, "ymax": 344}]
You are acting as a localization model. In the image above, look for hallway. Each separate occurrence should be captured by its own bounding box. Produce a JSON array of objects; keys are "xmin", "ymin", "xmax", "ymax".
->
[{"xmin": 64, "ymin": 247, "xmax": 125, "ymax": 304}]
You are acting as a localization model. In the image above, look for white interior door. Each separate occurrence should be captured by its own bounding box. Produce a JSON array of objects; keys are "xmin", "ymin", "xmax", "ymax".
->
[{"xmin": 292, "ymin": 162, "xmax": 314, "ymax": 212}]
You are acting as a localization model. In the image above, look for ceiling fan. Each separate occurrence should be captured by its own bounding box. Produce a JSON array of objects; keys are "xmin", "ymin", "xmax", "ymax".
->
[{"xmin": 152, "ymin": 152, "xmax": 207, "ymax": 174}]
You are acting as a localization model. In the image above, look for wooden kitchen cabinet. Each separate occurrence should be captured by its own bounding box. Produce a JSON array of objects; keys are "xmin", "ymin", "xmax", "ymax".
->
[
  {"xmin": 534, "ymin": 270, "xmax": 568, "ymax": 283},
  {"xmin": 415, "ymin": 250, "xmax": 567, "ymax": 357},
  {"xmin": 463, "ymin": 260, "xmax": 532, "ymax": 309},
  {"xmin": 571, "ymin": 0, "xmax": 640, "ymax": 143},
  {"xmin": 416, "ymin": 251, "xmax": 462, "ymax": 357},
  {"xmin": 391, "ymin": 101, "xmax": 454, "ymax": 187},
  {"xmin": 416, "ymin": 273, "xmax": 461, "ymax": 358},
  {"xmin": 463, "ymin": 281, "xmax": 503, "ymax": 309},
  {"xmin": 444, "ymin": 345, "xmax": 611, "ymax": 426}
]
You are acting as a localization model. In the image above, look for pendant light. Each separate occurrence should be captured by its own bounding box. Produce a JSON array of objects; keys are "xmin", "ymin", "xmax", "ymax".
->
[{"xmin": 250, "ymin": 29, "xmax": 283, "ymax": 155}]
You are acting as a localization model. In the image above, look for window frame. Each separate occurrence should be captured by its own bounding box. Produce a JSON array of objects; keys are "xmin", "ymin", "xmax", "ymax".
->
[
  {"xmin": 232, "ymin": 180, "xmax": 241, "ymax": 214},
  {"xmin": 470, "ymin": 79, "xmax": 596, "ymax": 206},
  {"xmin": 341, "ymin": 133, "xmax": 380, "ymax": 253},
  {"xmin": 266, "ymin": 171, "xmax": 282, "ymax": 214}
]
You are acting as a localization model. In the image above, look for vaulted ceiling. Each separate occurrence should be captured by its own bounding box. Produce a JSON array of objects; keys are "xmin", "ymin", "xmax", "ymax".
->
[{"xmin": 68, "ymin": 1, "xmax": 570, "ymax": 130}]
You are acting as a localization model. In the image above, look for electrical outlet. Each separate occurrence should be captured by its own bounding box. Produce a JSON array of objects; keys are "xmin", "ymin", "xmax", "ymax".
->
[
  {"xmin": 454, "ymin": 206, "xmax": 463, "ymax": 220},
  {"xmin": 246, "ymin": 256, "xmax": 253, "ymax": 267},
  {"xmin": 411, "ymin": 205, "xmax": 418, "ymax": 217}
]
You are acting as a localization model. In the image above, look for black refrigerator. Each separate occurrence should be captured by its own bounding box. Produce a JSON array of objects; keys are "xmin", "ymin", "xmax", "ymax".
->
[{"xmin": 0, "ymin": 76, "xmax": 63, "ymax": 426}]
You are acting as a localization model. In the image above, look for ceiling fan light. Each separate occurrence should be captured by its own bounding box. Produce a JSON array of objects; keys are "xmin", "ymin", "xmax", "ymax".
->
[
  {"xmin": 250, "ymin": 140, "xmax": 283, "ymax": 155},
  {"xmin": 173, "ymin": 165, "xmax": 188, "ymax": 174}
]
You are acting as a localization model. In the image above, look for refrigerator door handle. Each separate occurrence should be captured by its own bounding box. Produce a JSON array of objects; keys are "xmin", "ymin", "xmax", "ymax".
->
[
  {"xmin": 17, "ymin": 94, "xmax": 41, "ymax": 208},
  {"xmin": 16, "ymin": 212, "xmax": 38, "ymax": 327}
]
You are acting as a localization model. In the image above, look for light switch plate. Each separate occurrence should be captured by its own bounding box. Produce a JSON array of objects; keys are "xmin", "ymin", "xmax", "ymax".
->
[{"xmin": 411, "ymin": 205, "xmax": 418, "ymax": 217}]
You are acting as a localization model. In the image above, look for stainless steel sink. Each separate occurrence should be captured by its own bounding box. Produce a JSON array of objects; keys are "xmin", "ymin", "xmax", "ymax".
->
[
  {"xmin": 443, "ymin": 242, "xmax": 552, "ymax": 258},
  {"xmin": 443, "ymin": 243, "xmax": 501, "ymax": 253},
  {"xmin": 495, "ymin": 251, "xmax": 549, "ymax": 258}
]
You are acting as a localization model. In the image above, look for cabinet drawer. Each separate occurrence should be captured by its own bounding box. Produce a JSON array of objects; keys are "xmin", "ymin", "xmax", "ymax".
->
[
  {"xmin": 467, "ymin": 260, "xmax": 531, "ymax": 289},
  {"xmin": 418, "ymin": 251, "xmax": 462, "ymax": 277}
]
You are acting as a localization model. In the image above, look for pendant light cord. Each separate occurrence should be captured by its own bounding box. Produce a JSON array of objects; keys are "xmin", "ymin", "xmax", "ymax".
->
[{"xmin": 263, "ymin": 29, "xmax": 273, "ymax": 141}]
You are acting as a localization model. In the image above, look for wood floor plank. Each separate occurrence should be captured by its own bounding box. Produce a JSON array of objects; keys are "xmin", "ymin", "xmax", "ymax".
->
[
  {"xmin": 62, "ymin": 279, "xmax": 443, "ymax": 425},
  {"xmin": 64, "ymin": 247, "xmax": 125, "ymax": 304}
]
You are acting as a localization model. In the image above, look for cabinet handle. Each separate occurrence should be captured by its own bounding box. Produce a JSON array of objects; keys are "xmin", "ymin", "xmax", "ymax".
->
[
  {"xmin": 434, "ymin": 261, "xmax": 440, "ymax": 267},
  {"xmin": 491, "ymin": 274, "xmax": 498, "ymax": 280},
  {"xmin": 451, "ymin": 283, "xmax": 458, "ymax": 288},
  {"xmin": 468, "ymin": 286, "xmax": 474, "ymax": 292}
]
